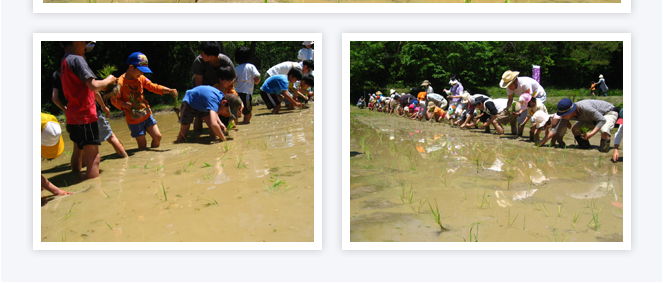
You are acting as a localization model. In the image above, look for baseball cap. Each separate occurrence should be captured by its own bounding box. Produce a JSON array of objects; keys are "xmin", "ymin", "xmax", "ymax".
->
[{"xmin": 126, "ymin": 52, "xmax": 152, "ymax": 74}]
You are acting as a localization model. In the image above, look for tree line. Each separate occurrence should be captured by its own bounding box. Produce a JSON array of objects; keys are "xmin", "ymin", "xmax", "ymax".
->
[
  {"xmin": 350, "ymin": 41, "xmax": 623, "ymax": 101},
  {"xmin": 41, "ymin": 41, "xmax": 307, "ymax": 115}
]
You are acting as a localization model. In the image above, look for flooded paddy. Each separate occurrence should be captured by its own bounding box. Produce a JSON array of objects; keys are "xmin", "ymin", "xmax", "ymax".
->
[
  {"xmin": 41, "ymin": 103, "xmax": 314, "ymax": 242},
  {"xmin": 350, "ymin": 107, "xmax": 623, "ymax": 242}
]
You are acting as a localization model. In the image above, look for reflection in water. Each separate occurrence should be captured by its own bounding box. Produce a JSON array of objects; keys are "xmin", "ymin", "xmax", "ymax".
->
[
  {"xmin": 350, "ymin": 107, "xmax": 623, "ymax": 242},
  {"xmin": 41, "ymin": 103, "xmax": 314, "ymax": 242}
]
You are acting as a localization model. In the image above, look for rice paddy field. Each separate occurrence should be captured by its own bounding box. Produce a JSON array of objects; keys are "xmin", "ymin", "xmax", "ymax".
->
[
  {"xmin": 349, "ymin": 106, "xmax": 624, "ymax": 242},
  {"xmin": 41, "ymin": 103, "xmax": 314, "ymax": 242}
]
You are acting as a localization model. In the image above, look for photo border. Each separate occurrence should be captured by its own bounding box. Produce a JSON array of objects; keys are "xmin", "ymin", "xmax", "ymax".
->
[
  {"xmin": 33, "ymin": 0, "xmax": 630, "ymax": 14},
  {"xmin": 34, "ymin": 33, "xmax": 322, "ymax": 250},
  {"xmin": 342, "ymin": 33, "xmax": 631, "ymax": 250}
]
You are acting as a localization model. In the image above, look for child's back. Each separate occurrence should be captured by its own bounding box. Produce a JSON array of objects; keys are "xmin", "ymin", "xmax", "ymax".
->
[{"xmin": 235, "ymin": 63, "xmax": 260, "ymax": 95}]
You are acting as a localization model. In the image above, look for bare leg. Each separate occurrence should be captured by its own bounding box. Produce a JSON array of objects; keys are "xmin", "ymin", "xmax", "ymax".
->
[
  {"xmin": 176, "ymin": 124, "xmax": 190, "ymax": 142},
  {"xmin": 106, "ymin": 133, "xmax": 127, "ymax": 158},
  {"xmin": 145, "ymin": 124, "xmax": 162, "ymax": 148},
  {"xmin": 492, "ymin": 120, "xmax": 504, "ymax": 135},
  {"xmin": 194, "ymin": 117, "xmax": 203, "ymax": 132},
  {"xmin": 82, "ymin": 144, "xmax": 100, "ymax": 179},
  {"xmin": 242, "ymin": 113, "xmax": 252, "ymax": 124},
  {"xmin": 272, "ymin": 104, "xmax": 282, "ymax": 114},
  {"xmin": 135, "ymin": 135, "xmax": 148, "ymax": 150},
  {"xmin": 71, "ymin": 144, "xmax": 84, "ymax": 172}
]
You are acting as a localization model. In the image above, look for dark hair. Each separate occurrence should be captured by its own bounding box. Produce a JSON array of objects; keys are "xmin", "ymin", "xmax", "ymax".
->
[
  {"xmin": 450, "ymin": 74, "xmax": 459, "ymax": 81},
  {"xmin": 301, "ymin": 74, "xmax": 314, "ymax": 87},
  {"xmin": 216, "ymin": 66, "xmax": 236, "ymax": 81},
  {"xmin": 302, "ymin": 60, "xmax": 314, "ymax": 70},
  {"xmin": 235, "ymin": 46, "xmax": 251, "ymax": 65},
  {"xmin": 288, "ymin": 68, "xmax": 303, "ymax": 80},
  {"xmin": 198, "ymin": 41, "xmax": 220, "ymax": 57}
]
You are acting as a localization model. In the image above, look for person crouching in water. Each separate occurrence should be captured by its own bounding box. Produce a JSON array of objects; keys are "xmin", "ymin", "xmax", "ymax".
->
[
  {"xmin": 176, "ymin": 66, "xmax": 243, "ymax": 143},
  {"xmin": 472, "ymin": 97, "xmax": 517, "ymax": 135},
  {"xmin": 259, "ymin": 68, "xmax": 303, "ymax": 114},
  {"xmin": 538, "ymin": 98, "xmax": 618, "ymax": 152},
  {"xmin": 517, "ymin": 94, "xmax": 548, "ymax": 141},
  {"xmin": 426, "ymin": 101, "xmax": 446, "ymax": 123}
]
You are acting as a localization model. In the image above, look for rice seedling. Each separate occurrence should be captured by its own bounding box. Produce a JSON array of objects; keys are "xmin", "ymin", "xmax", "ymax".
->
[
  {"xmin": 61, "ymin": 203, "xmax": 76, "ymax": 220},
  {"xmin": 143, "ymin": 161, "xmax": 150, "ymax": 169},
  {"xmin": 236, "ymin": 156, "xmax": 247, "ymax": 169},
  {"xmin": 160, "ymin": 182, "xmax": 167, "ymax": 201},
  {"xmin": 546, "ymin": 223, "xmax": 568, "ymax": 242},
  {"xmin": 57, "ymin": 232, "xmax": 67, "ymax": 242},
  {"xmin": 427, "ymin": 198, "xmax": 447, "ymax": 232},
  {"xmin": 462, "ymin": 192, "xmax": 467, "ymax": 200},
  {"xmin": 557, "ymin": 200, "xmax": 567, "ymax": 217},
  {"xmin": 203, "ymin": 174, "xmax": 211, "ymax": 180},
  {"xmin": 417, "ymin": 198, "xmax": 428, "ymax": 213},
  {"xmin": 103, "ymin": 190, "xmax": 111, "ymax": 199},
  {"xmin": 466, "ymin": 222, "xmax": 480, "ymax": 242},
  {"xmin": 508, "ymin": 207, "xmax": 519, "ymax": 228},
  {"xmin": 264, "ymin": 177, "xmax": 286, "ymax": 193},
  {"xmin": 399, "ymin": 184, "xmax": 413, "ymax": 204},
  {"xmin": 156, "ymin": 164, "xmax": 164, "ymax": 173},
  {"xmin": 198, "ymin": 197, "xmax": 219, "ymax": 207},
  {"xmin": 202, "ymin": 162, "xmax": 212, "ymax": 168},
  {"xmin": 586, "ymin": 199, "xmax": 602, "ymax": 231},
  {"xmin": 476, "ymin": 190, "xmax": 489, "ymax": 210},
  {"xmin": 522, "ymin": 213, "xmax": 526, "ymax": 230},
  {"xmin": 572, "ymin": 212, "xmax": 582, "ymax": 225},
  {"xmin": 223, "ymin": 143, "xmax": 229, "ymax": 152},
  {"xmin": 105, "ymin": 221, "xmax": 113, "ymax": 230}
]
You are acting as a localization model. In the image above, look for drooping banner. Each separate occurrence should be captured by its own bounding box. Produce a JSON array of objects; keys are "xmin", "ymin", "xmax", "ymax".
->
[{"xmin": 532, "ymin": 65, "xmax": 541, "ymax": 83}]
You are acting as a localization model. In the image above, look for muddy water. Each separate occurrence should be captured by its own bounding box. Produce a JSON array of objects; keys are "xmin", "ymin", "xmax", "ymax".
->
[
  {"xmin": 350, "ymin": 108, "xmax": 623, "ymax": 242},
  {"xmin": 44, "ymin": 0, "xmax": 620, "ymax": 3},
  {"xmin": 41, "ymin": 103, "xmax": 314, "ymax": 242}
]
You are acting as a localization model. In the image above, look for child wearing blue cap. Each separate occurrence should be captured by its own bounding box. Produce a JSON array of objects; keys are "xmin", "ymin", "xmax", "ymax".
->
[{"xmin": 110, "ymin": 52, "xmax": 178, "ymax": 150}]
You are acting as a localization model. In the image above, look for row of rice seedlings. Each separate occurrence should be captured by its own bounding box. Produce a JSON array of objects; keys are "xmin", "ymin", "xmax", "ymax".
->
[{"xmin": 428, "ymin": 198, "xmax": 447, "ymax": 232}]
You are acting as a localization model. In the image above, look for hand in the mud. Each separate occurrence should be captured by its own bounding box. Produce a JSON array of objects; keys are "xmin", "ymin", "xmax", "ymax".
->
[
  {"xmin": 612, "ymin": 148, "xmax": 619, "ymax": 162},
  {"xmin": 296, "ymin": 102, "xmax": 303, "ymax": 108},
  {"xmin": 54, "ymin": 189, "xmax": 73, "ymax": 196}
]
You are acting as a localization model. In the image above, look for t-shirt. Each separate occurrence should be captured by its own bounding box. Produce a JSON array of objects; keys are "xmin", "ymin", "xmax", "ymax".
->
[
  {"xmin": 506, "ymin": 77, "xmax": 546, "ymax": 101},
  {"xmin": 183, "ymin": 85, "xmax": 225, "ymax": 113},
  {"xmin": 483, "ymin": 98, "xmax": 508, "ymax": 116},
  {"xmin": 266, "ymin": 61, "xmax": 302, "ymax": 77},
  {"xmin": 60, "ymin": 53, "xmax": 97, "ymax": 125},
  {"xmin": 261, "ymin": 75, "xmax": 289, "ymax": 94},
  {"xmin": 191, "ymin": 54, "xmax": 235, "ymax": 87},
  {"xmin": 433, "ymin": 106, "xmax": 444, "ymax": 117},
  {"xmin": 527, "ymin": 100, "xmax": 548, "ymax": 117},
  {"xmin": 298, "ymin": 48, "xmax": 314, "ymax": 61},
  {"xmin": 110, "ymin": 74, "xmax": 165, "ymax": 125},
  {"xmin": 417, "ymin": 91, "xmax": 427, "ymax": 101},
  {"xmin": 234, "ymin": 63, "xmax": 260, "ymax": 94}
]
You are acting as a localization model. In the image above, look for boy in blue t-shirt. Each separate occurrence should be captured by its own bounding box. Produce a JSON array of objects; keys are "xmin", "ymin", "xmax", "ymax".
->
[
  {"xmin": 176, "ymin": 66, "xmax": 244, "ymax": 143},
  {"xmin": 260, "ymin": 68, "xmax": 303, "ymax": 114}
]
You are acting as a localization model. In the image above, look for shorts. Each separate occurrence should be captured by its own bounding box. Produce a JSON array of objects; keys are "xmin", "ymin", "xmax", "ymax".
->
[
  {"xmin": 238, "ymin": 92, "xmax": 252, "ymax": 115},
  {"xmin": 495, "ymin": 110, "xmax": 517, "ymax": 125},
  {"xmin": 95, "ymin": 103, "xmax": 112, "ymax": 141},
  {"xmin": 260, "ymin": 90, "xmax": 281, "ymax": 110},
  {"xmin": 128, "ymin": 114, "xmax": 157, "ymax": 138},
  {"xmin": 574, "ymin": 111, "xmax": 618, "ymax": 135},
  {"xmin": 67, "ymin": 122, "xmax": 101, "ymax": 150},
  {"xmin": 180, "ymin": 102, "xmax": 210, "ymax": 125}
]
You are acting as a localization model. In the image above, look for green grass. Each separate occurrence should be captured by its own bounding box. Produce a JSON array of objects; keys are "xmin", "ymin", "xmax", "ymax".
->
[{"xmin": 428, "ymin": 198, "xmax": 447, "ymax": 232}]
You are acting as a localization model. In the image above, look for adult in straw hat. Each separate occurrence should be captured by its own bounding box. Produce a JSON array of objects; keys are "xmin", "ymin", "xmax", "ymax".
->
[
  {"xmin": 538, "ymin": 98, "xmax": 619, "ymax": 152},
  {"xmin": 500, "ymin": 70, "xmax": 548, "ymax": 130},
  {"xmin": 298, "ymin": 41, "xmax": 314, "ymax": 62},
  {"xmin": 41, "ymin": 113, "xmax": 73, "ymax": 196},
  {"xmin": 421, "ymin": 80, "xmax": 433, "ymax": 94}
]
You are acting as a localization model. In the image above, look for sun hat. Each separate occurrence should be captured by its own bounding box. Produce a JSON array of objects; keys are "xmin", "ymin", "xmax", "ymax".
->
[
  {"xmin": 556, "ymin": 98, "xmax": 577, "ymax": 116},
  {"xmin": 302, "ymin": 41, "xmax": 313, "ymax": 46},
  {"xmin": 519, "ymin": 94, "xmax": 532, "ymax": 107},
  {"xmin": 389, "ymin": 89, "xmax": 396, "ymax": 95},
  {"xmin": 421, "ymin": 80, "xmax": 431, "ymax": 86},
  {"xmin": 460, "ymin": 91, "xmax": 471, "ymax": 104},
  {"xmin": 531, "ymin": 111, "xmax": 550, "ymax": 129},
  {"xmin": 449, "ymin": 79, "xmax": 459, "ymax": 85},
  {"xmin": 428, "ymin": 101, "xmax": 436, "ymax": 110},
  {"xmin": 599, "ymin": 74, "xmax": 604, "ymax": 79},
  {"xmin": 376, "ymin": 91, "xmax": 382, "ymax": 95},
  {"xmin": 223, "ymin": 93, "xmax": 244, "ymax": 119},
  {"xmin": 499, "ymin": 70, "xmax": 520, "ymax": 88},
  {"xmin": 41, "ymin": 113, "xmax": 64, "ymax": 160},
  {"xmin": 126, "ymin": 52, "xmax": 152, "ymax": 74}
]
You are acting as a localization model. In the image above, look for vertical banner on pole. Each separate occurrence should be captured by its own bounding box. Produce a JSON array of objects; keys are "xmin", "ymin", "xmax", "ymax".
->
[{"xmin": 533, "ymin": 65, "xmax": 541, "ymax": 83}]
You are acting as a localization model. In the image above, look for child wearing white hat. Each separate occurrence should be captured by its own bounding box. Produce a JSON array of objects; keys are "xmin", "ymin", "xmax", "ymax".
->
[{"xmin": 41, "ymin": 113, "xmax": 72, "ymax": 196}]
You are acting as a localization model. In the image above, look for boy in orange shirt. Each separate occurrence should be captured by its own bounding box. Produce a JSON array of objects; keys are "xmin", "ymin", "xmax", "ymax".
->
[{"xmin": 111, "ymin": 52, "xmax": 178, "ymax": 150}]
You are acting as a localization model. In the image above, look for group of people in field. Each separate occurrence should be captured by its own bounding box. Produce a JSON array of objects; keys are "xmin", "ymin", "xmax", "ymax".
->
[
  {"xmin": 357, "ymin": 71, "xmax": 623, "ymax": 162},
  {"xmin": 41, "ymin": 41, "xmax": 315, "ymax": 196}
]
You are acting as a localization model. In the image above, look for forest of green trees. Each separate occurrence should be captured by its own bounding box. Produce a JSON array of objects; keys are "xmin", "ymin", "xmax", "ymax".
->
[
  {"xmin": 350, "ymin": 41, "xmax": 622, "ymax": 101},
  {"xmin": 41, "ymin": 41, "xmax": 308, "ymax": 115}
]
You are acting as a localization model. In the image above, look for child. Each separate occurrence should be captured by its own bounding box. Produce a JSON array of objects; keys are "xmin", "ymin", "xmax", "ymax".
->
[
  {"xmin": 260, "ymin": 68, "xmax": 303, "ymax": 114},
  {"xmin": 289, "ymin": 74, "xmax": 314, "ymax": 109},
  {"xmin": 41, "ymin": 113, "xmax": 73, "ymax": 196},
  {"xmin": 427, "ymin": 101, "xmax": 446, "ymax": 123},
  {"xmin": 59, "ymin": 41, "xmax": 117, "ymax": 179},
  {"xmin": 110, "ymin": 52, "xmax": 178, "ymax": 150},
  {"xmin": 177, "ymin": 66, "xmax": 243, "ymax": 143},
  {"xmin": 518, "ymin": 94, "xmax": 548, "ymax": 140},
  {"xmin": 265, "ymin": 60, "xmax": 313, "ymax": 79},
  {"xmin": 234, "ymin": 46, "xmax": 261, "ymax": 124},
  {"xmin": 298, "ymin": 41, "xmax": 314, "ymax": 62},
  {"xmin": 453, "ymin": 91, "xmax": 471, "ymax": 126}
]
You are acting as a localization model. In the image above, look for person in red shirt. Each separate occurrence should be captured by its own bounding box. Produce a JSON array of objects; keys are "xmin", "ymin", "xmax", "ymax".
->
[
  {"xmin": 110, "ymin": 52, "xmax": 178, "ymax": 150},
  {"xmin": 59, "ymin": 41, "xmax": 117, "ymax": 179}
]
